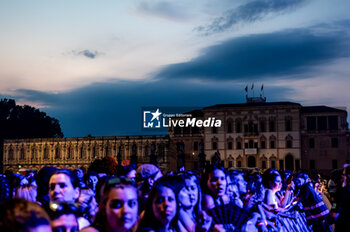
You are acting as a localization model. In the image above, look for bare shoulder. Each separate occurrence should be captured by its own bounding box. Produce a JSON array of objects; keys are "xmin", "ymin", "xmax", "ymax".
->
[{"xmin": 80, "ymin": 227, "xmax": 99, "ymax": 232}]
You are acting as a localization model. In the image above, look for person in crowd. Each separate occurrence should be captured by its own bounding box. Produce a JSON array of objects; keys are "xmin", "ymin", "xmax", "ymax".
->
[
  {"xmin": 82, "ymin": 176, "xmax": 139, "ymax": 232},
  {"xmin": 49, "ymin": 169, "xmax": 80, "ymax": 203},
  {"xmin": 47, "ymin": 201, "xmax": 79, "ymax": 232},
  {"xmin": 227, "ymin": 170, "xmax": 247, "ymax": 208},
  {"xmin": 333, "ymin": 165, "xmax": 350, "ymax": 231},
  {"xmin": 125, "ymin": 164, "xmax": 137, "ymax": 181},
  {"xmin": 0, "ymin": 174, "xmax": 11, "ymax": 202},
  {"xmin": 49, "ymin": 169, "xmax": 90, "ymax": 230},
  {"xmin": 36, "ymin": 166, "xmax": 58, "ymax": 206},
  {"xmin": 0, "ymin": 198, "xmax": 52, "ymax": 232},
  {"xmin": 77, "ymin": 187, "xmax": 98, "ymax": 224},
  {"xmin": 262, "ymin": 169, "xmax": 294, "ymax": 211},
  {"xmin": 201, "ymin": 165, "xmax": 229, "ymax": 206},
  {"xmin": 176, "ymin": 172, "xmax": 201, "ymax": 232},
  {"xmin": 84, "ymin": 171, "xmax": 99, "ymax": 192},
  {"xmin": 73, "ymin": 168, "xmax": 86, "ymax": 189},
  {"xmin": 138, "ymin": 176, "xmax": 178, "ymax": 232},
  {"xmin": 14, "ymin": 184, "xmax": 37, "ymax": 202},
  {"xmin": 201, "ymin": 165, "xmax": 251, "ymax": 231},
  {"xmin": 294, "ymin": 172, "xmax": 330, "ymax": 231},
  {"xmin": 136, "ymin": 164, "xmax": 163, "ymax": 212}
]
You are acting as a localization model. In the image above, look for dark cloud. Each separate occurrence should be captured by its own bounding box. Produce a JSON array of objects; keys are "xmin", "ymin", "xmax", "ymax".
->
[
  {"xmin": 196, "ymin": 0, "xmax": 308, "ymax": 34},
  {"xmin": 137, "ymin": 1, "xmax": 188, "ymax": 20},
  {"xmin": 5, "ymin": 80, "xmax": 291, "ymax": 137},
  {"xmin": 72, "ymin": 49, "xmax": 101, "ymax": 59},
  {"xmin": 156, "ymin": 26, "xmax": 350, "ymax": 81}
]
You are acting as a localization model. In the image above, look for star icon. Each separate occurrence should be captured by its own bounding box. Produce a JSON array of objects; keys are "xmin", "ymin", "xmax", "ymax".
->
[{"xmin": 150, "ymin": 109, "xmax": 162, "ymax": 121}]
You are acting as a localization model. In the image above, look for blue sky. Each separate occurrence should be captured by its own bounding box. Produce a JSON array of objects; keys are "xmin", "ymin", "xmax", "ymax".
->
[{"xmin": 1, "ymin": 0, "xmax": 350, "ymax": 137}]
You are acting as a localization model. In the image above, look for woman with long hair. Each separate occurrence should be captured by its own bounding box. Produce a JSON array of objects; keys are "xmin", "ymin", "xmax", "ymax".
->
[
  {"xmin": 176, "ymin": 172, "xmax": 201, "ymax": 232},
  {"xmin": 138, "ymin": 176, "xmax": 179, "ymax": 232},
  {"xmin": 81, "ymin": 176, "xmax": 139, "ymax": 232}
]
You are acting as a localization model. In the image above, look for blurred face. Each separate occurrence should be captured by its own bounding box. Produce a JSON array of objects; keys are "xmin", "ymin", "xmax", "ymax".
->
[
  {"xmin": 270, "ymin": 175, "xmax": 282, "ymax": 192},
  {"xmin": 126, "ymin": 170, "xmax": 136, "ymax": 180},
  {"xmin": 49, "ymin": 174, "xmax": 79, "ymax": 202},
  {"xmin": 178, "ymin": 177, "xmax": 198, "ymax": 208},
  {"xmin": 295, "ymin": 177, "xmax": 305, "ymax": 188},
  {"xmin": 51, "ymin": 214, "xmax": 78, "ymax": 232},
  {"xmin": 236, "ymin": 175, "xmax": 247, "ymax": 195},
  {"xmin": 105, "ymin": 186, "xmax": 138, "ymax": 232},
  {"xmin": 88, "ymin": 176, "xmax": 98, "ymax": 188},
  {"xmin": 207, "ymin": 169, "xmax": 227, "ymax": 198},
  {"xmin": 152, "ymin": 186, "xmax": 177, "ymax": 226}
]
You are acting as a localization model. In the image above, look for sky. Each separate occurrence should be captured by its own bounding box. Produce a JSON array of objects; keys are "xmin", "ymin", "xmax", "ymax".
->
[{"xmin": 1, "ymin": 0, "xmax": 350, "ymax": 137}]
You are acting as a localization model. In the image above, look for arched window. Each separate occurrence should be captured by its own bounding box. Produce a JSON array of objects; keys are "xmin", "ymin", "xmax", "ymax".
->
[
  {"xmin": 8, "ymin": 146, "xmax": 14, "ymax": 160},
  {"xmin": 235, "ymin": 119, "xmax": 242, "ymax": 133},
  {"xmin": 269, "ymin": 135, "xmax": 276, "ymax": 149},
  {"xmin": 31, "ymin": 147, "xmax": 36, "ymax": 160},
  {"xmin": 212, "ymin": 137, "xmax": 218, "ymax": 150},
  {"xmin": 55, "ymin": 146, "xmax": 60, "ymax": 159},
  {"xmin": 286, "ymin": 135, "xmax": 293, "ymax": 148},
  {"xmin": 20, "ymin": 147, "xmax": 25, "ymax": 160},
  {"xmin": 44, "ymin": 145, "xmax": 49, "ymax": 159},
  {"xmin": 227, "ymin": 119, "xmax": 233, "ymax": 133}
]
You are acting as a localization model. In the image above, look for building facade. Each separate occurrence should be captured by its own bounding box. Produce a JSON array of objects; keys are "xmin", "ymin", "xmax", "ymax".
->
[
  {"xmin": 2, "ymin": 99, "xmax": 349, "ymax": 174},
  {"xmin": 169, "ymin": 99, "xmax": 349, "ymax": 174},
  {"xmin": 3, "ymin": 135, "xmax": 171, "ymax": 173}
]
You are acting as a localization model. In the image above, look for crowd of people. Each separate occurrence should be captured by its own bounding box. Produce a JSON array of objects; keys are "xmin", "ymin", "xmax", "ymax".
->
[{"xmin": 0, "ymin": 163, "xmax": 350, "ymax": 232}]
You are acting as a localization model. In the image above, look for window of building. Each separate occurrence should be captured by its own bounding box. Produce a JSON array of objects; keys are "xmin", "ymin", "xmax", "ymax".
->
[
  {"xmin": 245, "ymin": 142, "xmax": 249, "ymax": 148},
  {"xmin": 307, "ymin": 116, "xmax": 316, "ymax": 131},
  {"xmin": 174, "ymin": 127, "xmax": 181, "ymax": 135},
  {"xmin": 285, "ymin": 119, "xmax": 292, "ymax": 131},
  {"xmin": 310, "ymin": 160, "xmax": 315, "ymax": 169},
  {"xmin": 269, "ymin": 120, "xmax": 276, "ymax": 132},
  {"xmin": 286, "ymin": 136, "xmax": 293, "ymax": 148},
  {"xmin": 295, "ymin": 160, "xmax": 300, "ymax": 170},
  {"xmin": 279, "ymin": 160, "xmax": 284, "ymax": 170},
  {"xmin": 249, "ymin": 140, "xmax": 254, "ymax": 148},
  {"xmin": 236, "ymin": 121, "xmax": 242, "ymax": 133},
  {"xmin": 227, "ymin": 121, "xmax": 233, "ymax": 133},
  {"xmin": 183, "ymin": 127, "xmax": 190, "ymax": 134},
  {"xmin": 192, "ymin": 126, "xmax": 200, "ymax": 134},
  {"xmin": 244, "ymin": 124, "xmax": 249, "ymax": 133},
  {"xmin": 260, "ymin": 121, "xmax": 266, "ymax": 132},
  {"xmin": 31, "ymin": 148, "xmax": 36, "ymax": 160},
  {"xmin": 331, "ymin": 138, "xmax": 338, "ymax": 148},
  {"xmin": 328, "ymin": 116, "xmax": 338, "ymax": 130},
  {"xmin": 44, "ymin": 146, "xmax": 49, "ymax": 159},
  {"xmin": 271, "ymin": 160, "xmax": 276, "ymax": 169},
  {"xmin": 262, "ymin": 160, "xmax": 266, "ymax": 169},
  {"xmin": 270, "ymin": 140, "xmax": 275, "ymax": 149},
  {"xmin": 237, "ymin": 161, "xmax": 242, "ymax": 167},
  {"xmin": 254, "ymin": 142, "xmax": 258, "ymax": 148},
  {"xmin": 67, "ymin": 146, "xmax": 72, "ymax": 159},
  {"xmin": 237, "ymin": 141, "xmax": 242, "ymax": 149},
  {"xmin": 193, "ymin": 142, "xmax": 198, "ymax": 151},
  {"xmin": 228, "ymin": 161, "xmax": 233, "ymax": 167},
  {"xmin": 228, "ymin": 142, "xmax": 233, "ymax": 150},
  {"xmin": 8, "ymin": 146, "xmax": 14, "ymax": 160},
  {"xmin": 20, "ymin": 148, "xmax": 25, "ymax": 160},
  {"xmin": 309, "ymin": 138, "xmax": 315, "ymax": 148},
  {"xmin": 332, "ymin": 160, "xmax": 338, "ymax": 169},
  {"xmin": 55, "ymin": 147, "xmax": 60, "ymax": 159},
  {"xmin": 317, "ymin": 116, "xmax": 327, "ymax": 131},
  {"xmin": 261, "ymin": 141, "xmax": 266, "ymax": 149},
  {"xmin": 212, "ymin": 127, "xmax": 217, "ymax": 134},
  {"xmin": 212, "ymin": 142, "xmax": 217, "ymax": 150}
]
